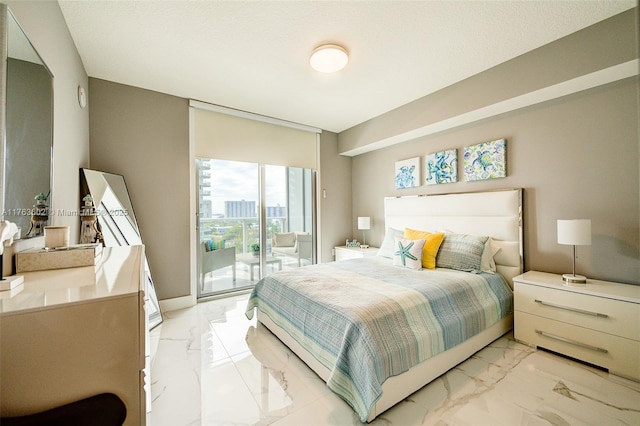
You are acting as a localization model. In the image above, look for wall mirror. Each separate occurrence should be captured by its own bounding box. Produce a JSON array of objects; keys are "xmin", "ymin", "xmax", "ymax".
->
[
  {"xmin": 0, "ymin": 4, "xmax": 54, "ymax": 238},
  {"xmin": 80, "ymin": 168, "xmax": 163, "ymax": 330}
]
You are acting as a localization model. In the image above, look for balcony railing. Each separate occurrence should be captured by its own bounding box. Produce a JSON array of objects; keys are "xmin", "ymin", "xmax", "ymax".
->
[{"xmin": 199, "ymin": 216, "xmax": 288, "ymax": 254}]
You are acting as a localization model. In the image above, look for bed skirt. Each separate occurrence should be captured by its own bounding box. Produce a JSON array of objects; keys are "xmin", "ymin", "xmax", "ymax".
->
[{"xmin": 256, "ymin": 309, "xmax": 513, "ymax": 422}]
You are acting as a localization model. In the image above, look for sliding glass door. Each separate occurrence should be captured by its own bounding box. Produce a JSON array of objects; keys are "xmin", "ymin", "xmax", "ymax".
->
[{"xmin": 197, "ymin": 158, "xmax": 315, "ymax": 299}]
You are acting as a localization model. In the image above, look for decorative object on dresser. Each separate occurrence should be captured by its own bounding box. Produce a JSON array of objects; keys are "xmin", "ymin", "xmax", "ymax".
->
[
  {"xmin": 513, "ymin": 271, "xmax": 639, "ymax": 381},
  {"xmin": 26, "ymin": 193, "xmax": 49, "ymax": 238},
  {"xmin": 334, "ymin": 245, "xmax": 378, "ymax": 261},
  {"xmin": 557, "ymin": 219, "xmax": 591, "ymax": 285},
  {"xmin": 357, "ymin": 216, "xmax": 371, "ymax": 248},
  {"xmin": 79, "ymin": 194, "xmax": 100, "ymax": 244},
  {"xmin": 44, "ymin": 226, "xmax": 70, "ymax": 249},
  {"xmin": 0, "ymin": 220, "xmax": 23, "ymax": 291},
  {"xmin": 15, "ymin": 243, "xmax": 102, "ymax": 273}
]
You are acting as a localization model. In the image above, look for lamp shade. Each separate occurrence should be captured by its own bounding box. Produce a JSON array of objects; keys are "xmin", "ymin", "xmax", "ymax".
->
[
  {"xmin": 357, "ymin": 217, "xmax": 371, "ymax": 230},
  {"xmin": 557, "ymin": 219, "xmax": 591, "ymax": 246}
]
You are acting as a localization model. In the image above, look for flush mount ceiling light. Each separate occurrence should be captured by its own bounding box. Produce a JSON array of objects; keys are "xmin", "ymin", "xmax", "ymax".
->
[{"xmin": 310, "ymin": 44, "xmax": 349, "ymax": 73}]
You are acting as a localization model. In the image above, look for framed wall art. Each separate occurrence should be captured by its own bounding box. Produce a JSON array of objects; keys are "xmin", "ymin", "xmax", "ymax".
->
[
  {"xmin": 463, "ymin": 138, "xmax": 506, "ymax": 181},
  {"xmin": 425, "ymin": 149, "xmax": 457, "ymax": 185},
  {"xmin": 394, "ymin": 157, "xmax": 420, "ymax": 189}
]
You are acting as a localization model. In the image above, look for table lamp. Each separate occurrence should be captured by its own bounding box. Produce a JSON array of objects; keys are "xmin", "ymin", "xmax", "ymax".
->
[
  {"xmin": 358, "ymin": 217, "xmax": 371, "ymax": 249},
  {"xmin": 557, "ymin": 219, "xmax": 591, "ymax": 285}
]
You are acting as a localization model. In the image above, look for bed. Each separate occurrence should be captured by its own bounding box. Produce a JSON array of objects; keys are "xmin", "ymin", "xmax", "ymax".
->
[{"xmin": 245, "ymin": 188, "xmax": 523, "ymax": 422}]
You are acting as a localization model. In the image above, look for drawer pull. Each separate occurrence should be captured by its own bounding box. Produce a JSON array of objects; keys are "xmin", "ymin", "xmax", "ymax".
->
[
  {"xmin": 534, "ymin": 299, "xmax": 608, "ymax": 318},
  {"xmin": 535, "ymin": 330, "xmax": 609, "ymax": 353}
]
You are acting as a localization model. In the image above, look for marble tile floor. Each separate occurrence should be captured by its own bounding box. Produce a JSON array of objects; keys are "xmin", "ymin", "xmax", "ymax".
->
[{"xmin": 149, "ymin": 294, "xmax": 640, "ymax": 426}]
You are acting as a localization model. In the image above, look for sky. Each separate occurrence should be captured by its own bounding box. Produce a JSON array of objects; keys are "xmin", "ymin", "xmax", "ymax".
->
[{"xmin": 205, "ymin": 159, "xmax": 286, "ymax": 215}]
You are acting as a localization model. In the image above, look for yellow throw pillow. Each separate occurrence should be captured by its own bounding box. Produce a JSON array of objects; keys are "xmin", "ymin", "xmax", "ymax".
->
[{"xmin": 404, "ymin": 228, "xmax": 445, "ymax": 269}]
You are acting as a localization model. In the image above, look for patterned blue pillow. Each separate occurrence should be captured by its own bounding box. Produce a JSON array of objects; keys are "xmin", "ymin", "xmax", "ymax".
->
[
  {"xmin": 436, "ymin": 234, "xmax": 489, "ymax": 273},
  {"xmin": 393, "ymin": 237, "xmax": 425, "ymax": 270},
  {"xmin": 204, "ymin": 239, "xmax": 225, "ymax": 252}
]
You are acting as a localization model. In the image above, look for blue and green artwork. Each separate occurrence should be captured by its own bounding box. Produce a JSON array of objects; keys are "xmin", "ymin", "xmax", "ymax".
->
[
  {"xmin": 394, "ymin": 157, "xmax": 420, "ymax": 189},
  {"xmin": 425, "ymin": 149, "xmax": 457, "ymax": 185},
  {"xmin": 464, "ymin": 139, "xmax": 506, "ymax": 181}
]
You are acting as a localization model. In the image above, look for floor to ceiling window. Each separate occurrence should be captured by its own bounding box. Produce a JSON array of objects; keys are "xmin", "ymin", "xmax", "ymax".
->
[{"xmin": 191, "ymin": 101, "xmax": 320, "ymax": 300}]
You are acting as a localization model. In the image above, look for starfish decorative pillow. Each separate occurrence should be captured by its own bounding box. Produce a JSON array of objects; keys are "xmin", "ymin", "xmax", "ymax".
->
[{"xmin": 393, "ymin": 237, "xmax": 425, "ymax": 270}]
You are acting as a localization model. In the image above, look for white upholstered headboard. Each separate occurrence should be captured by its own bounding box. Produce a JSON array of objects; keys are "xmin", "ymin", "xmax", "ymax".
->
[{"xmin": 384, "ymin": 188, "xmax": 523, "ymax": 287}]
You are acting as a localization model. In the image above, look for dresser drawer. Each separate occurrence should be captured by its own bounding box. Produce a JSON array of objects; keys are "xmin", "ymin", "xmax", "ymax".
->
[
  {"xmin": 514, "ymin": 282, "xmax": 640, "ymax": 341},
  {"xmin": 515, "ymin": 311, "xmax": 640, "ymax": 380}
]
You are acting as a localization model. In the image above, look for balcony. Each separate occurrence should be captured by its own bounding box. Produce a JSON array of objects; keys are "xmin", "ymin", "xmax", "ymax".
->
[{"xmin": 199, "ymin": 216, "xmax": 312, "ymax": 297}]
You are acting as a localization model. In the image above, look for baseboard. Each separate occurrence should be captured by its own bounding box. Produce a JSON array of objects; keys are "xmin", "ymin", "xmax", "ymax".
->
[{"xmin": 159, "ymin": 294, "xmax": 196, "ymax": 312}]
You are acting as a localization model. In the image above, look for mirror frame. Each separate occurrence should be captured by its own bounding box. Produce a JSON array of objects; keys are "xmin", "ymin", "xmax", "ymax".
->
[
  {"xmin": 80, "ymin": 168, "xmax": 163, "ymax": 330},
  {"xmin": 1, "ymin": 4, "xmax": 7, "ymax": 217},
  {"xmin": 0, "ymin": 3, "xmax": 54, "ymax": 238}
]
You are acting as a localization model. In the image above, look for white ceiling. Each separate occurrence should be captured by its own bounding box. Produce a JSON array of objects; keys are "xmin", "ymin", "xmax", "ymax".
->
[{"xmin": 58, "ymin": 1, "xmax": 635, "ymax": 133}]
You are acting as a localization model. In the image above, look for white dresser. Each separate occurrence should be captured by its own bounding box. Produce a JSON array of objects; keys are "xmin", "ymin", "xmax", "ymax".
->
[
  {"xmin": 513, "ymin": 271, "xmax": 640, "ymax": 381},
  {"xmin": 0, "ymin": 246, "xmax": 149, "ymax": 424},
  {"xmin": 334, "ymin": 245, "xmax": 379, "ymax": 261}
]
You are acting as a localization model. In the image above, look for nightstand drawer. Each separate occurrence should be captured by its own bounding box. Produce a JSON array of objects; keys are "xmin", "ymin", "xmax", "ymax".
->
[
  {"xmin": 336, "ymin": 248, "xmax": 364, "ymax": 261},
  {"xmin": 514, "ymin": 282, "xmax": 640, "ymax": 341},
  {"xmin": 516, "ymin": 312, "xmax": 640, "ymax": 380},
  {"xmin": 334, "ymin": 246, "xmax": 378, "ymax": 261}
]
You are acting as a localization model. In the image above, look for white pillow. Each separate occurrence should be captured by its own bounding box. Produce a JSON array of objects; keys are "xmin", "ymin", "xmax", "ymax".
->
[
  {"xmin": 377, "ymin": 228, "xmax": 403, "ymax": 258},
  {"xmin": 393, "ymin": 237, "xmax": 425, "ymax": 270},
  {"xmin": 493, "ymin": 240, "xmax": 520, "ymax": 267},
  {"xmin": 480, "ymin": 237, "xmax": 502, "ymax": 273}
]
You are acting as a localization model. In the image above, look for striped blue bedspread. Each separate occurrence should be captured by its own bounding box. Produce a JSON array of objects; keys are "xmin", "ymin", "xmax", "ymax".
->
[{"xmin": 245, "ymin": 256, "xmax": 513, "ymax": 422}]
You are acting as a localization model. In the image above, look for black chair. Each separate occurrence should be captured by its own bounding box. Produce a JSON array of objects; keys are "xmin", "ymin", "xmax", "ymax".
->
[{"xmin": 1, "ymin": 393, "xmax": 126, "ymax": 426}]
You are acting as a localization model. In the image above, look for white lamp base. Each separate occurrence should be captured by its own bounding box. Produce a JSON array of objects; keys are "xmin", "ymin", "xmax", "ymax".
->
[
  {"xmin": 0, "ymin": 275, "xmax": 25, "ymax": 291},
  {"xmin": 563, "ymin": 273, "xmax": 587, "ymax": 286},
  {"xmin": 360, "ymin": 244, "xmax": 369, "ymax": 249}
]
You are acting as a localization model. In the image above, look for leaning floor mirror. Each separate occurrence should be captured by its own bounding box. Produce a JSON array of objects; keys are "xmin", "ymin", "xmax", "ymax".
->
[{"xmin": 80, "ymin": 168, "xmax": 163, "ymax": 330}]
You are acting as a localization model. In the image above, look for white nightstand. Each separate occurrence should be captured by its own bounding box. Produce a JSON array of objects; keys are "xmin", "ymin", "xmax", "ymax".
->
[
  {"xmin": 334, "ymin": 245, "xmax": 378, "ymax": 261},
  {"xmin": 513, "ymin": 271, "xmax": 640, "ymax": 381}
]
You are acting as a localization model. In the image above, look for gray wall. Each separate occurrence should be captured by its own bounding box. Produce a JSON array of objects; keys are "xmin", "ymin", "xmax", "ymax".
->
[
  {"xmin": 88, "ymin": 79, "xmax": 190, "ymax": 300},
  {"xmin": 318, "ymin": 130, "xmax": 352, "ymax": 262},
  {"xmin": 342, "ymin": 9, "xmax": 639, "ymax": 285}
]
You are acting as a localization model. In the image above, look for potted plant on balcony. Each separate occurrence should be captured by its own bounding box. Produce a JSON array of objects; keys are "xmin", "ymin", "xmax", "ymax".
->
[{"xmin": 250, "ymin": 242, "xmax": 260, "ymax": 257}]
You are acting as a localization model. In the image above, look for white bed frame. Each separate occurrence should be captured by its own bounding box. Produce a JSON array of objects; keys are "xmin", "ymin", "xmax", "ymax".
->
[{"xmin": 257, "ymin": 188, "xmax": 523, "ymax": 422}]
